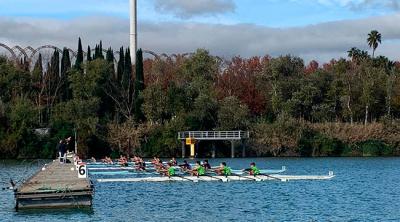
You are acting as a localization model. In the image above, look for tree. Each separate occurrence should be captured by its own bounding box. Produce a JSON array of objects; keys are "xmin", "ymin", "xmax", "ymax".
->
[
  {"xmin": 134, "ymin": 48, "xmax": 145, "ymax": 122},
  {"xmin": 117, "ymin": 47, "xmax": 124, "ymax": 82},
  {"xmin": 107, "ymin": 119, "xmax": 147, "ymax": 156},
  {"xmin": 367, "ymin": 30, "xmax": 382, "ymax": 58},
  {"xmin": 218, "ymin": 96, "xmax": 250, "ymax": 130},
  {"xmin": 87, "ymin": 46, "xmax": 92, "ymax": 62},
  {"xmin": 60, "ymin": 48, "xmax": 71, "ymax": 101},
  {"xmin": 32, "ymin": 53, "xmax": 43, "ymax": 84},
  {"xmin": 75, "ymin": 37, "xmax": 84, "ymax": 70}
]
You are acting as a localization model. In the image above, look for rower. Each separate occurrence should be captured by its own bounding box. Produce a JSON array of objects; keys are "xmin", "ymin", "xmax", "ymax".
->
[
  {"xmin": 135, "ymin": 157, "xmax": 146, "ymax": 171},
  {"xmin": 202, "ymin": 160, "xmax": 211, "ymax": 171},
  {"xmin": 170, "ymin": 157, "xmax": 177, "ymax": 166},
  {"xmin": 119, "ymin": 155, "xmax": 128, "ymax": 167},
  {"xmin": 191, "ymin": 161, "xmax": 205, "ymax": 177},
  {"xmin": 215, "ymin": 162, "xmax": 231, "ymax": 176},
  {"xmin": 91, "ymin": 157, "xmax": 96, "ymax": 163},
  {"xmin": 243, "ymin": 162, "xmax": 261, "ymax": 176},
  {"xmin": 155, "ymin": 159, "xmax": 165, "ymax": 172},
  {"xmin": 178, "ymin": 160, "xmax": 191, "ymax": 171},
  {"xmin": 165, "ymin": 162, "xmax": 176, "ymax": 177}
]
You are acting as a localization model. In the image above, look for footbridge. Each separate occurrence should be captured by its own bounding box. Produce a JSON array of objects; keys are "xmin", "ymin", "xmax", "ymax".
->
[{"xmin": 178, "ymin": 131, "xmax": 250, "ymax": 158}]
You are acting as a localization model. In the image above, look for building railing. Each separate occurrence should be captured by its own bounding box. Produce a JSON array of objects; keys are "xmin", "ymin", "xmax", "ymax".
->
[{"xmin": 178, "ymin": 131, "xmax": 249, "ymax": 140}]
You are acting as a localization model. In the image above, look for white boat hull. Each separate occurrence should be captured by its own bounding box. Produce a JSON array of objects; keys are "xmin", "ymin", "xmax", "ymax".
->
[{"xmin": 97, "ymin": 172, "xmax": 335, "ymax": 183}]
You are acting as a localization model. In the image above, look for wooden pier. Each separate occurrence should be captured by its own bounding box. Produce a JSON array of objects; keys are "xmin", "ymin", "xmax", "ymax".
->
[{"xmin": 15, "ymin": 159, "xmax": 93, "ymax": 210}]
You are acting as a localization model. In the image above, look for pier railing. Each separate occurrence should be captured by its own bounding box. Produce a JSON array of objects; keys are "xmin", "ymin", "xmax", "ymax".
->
[{"xmin": 178, "ymin": 131, "xmax": 249, "ymax": 141}]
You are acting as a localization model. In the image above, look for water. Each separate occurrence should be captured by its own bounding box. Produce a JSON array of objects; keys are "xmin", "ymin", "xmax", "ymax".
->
[{"xmin": 1, "ymin": 158, "xmax": 399, "ymax": 222}]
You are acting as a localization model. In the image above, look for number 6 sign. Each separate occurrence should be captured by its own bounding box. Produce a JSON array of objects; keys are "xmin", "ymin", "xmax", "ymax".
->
[{"xmin": 78, "ymin": 164, "xmax": 87, "ymax": 178}]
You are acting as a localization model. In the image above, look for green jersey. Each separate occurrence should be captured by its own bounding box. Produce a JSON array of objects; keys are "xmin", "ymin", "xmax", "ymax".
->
[
  {"xmin": 222, "ymin": 166, "xmax": 231, "ymax": 176},
  {"xmin": 197, "ymin": 166, "xmax": 205, "ymax": 176},
  {"xmin": 168, "ymin": 167, "xmax": 175, "ymax": 176},
  {"xmin": 251, "ymin": 166, "xmax": 260, "ymax": 175}
]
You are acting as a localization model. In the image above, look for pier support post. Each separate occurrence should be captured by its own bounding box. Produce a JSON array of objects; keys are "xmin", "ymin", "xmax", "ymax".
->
[
  {"xmin": 231, "ymin": 141, "xmax": 235, "ymax": 158},
  {"xmin": 242, "ymin": 142, "xmax": 246, "ymax": 158},
  {"xmin": 212, "ymin": 143, "xmax": 216, "ymax": 158},
  {"xmin": 181, "ymin": 140, "xmax": 185, "ymax": 158}
]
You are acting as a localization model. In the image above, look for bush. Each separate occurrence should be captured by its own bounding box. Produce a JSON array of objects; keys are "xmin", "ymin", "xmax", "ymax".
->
[{"xmin": 360, "ymin": 140, "xmax": 393, "ymax": 157}]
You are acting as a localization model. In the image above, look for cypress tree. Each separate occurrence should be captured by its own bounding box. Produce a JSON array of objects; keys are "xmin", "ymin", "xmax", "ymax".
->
[
  {"xmin": 122, "ymin": 48, "xmax": 132, "ymax": 91},
  {"xmin": 99, "ymin": 41, "xmax": 104, "ymax": 59},
  {"xmin": 61, "ymin": 48, "xmax": 71, "ymax": 101},
  {"xmin": 32, "ymin": 53, "xmax": 43, "ymax": 83},
  {"xmin": 117, "ymin": 47, "xmax": 124, "ymax": 82},
  {"xmin": 106, "ymin": 47, "xmax": 114, "ymax": 63},
  {"xmin": 23, "ymin": 56, "xmax": 29, "ymax": 71},
  {"xmin": 106, "ymin": 47, "xmax": 115, "ymax": 78},
  {"xmin": 75, "ymin": 37, "xmax": 84, "ymax": 70},
  {"xmin": 134, "ymin": 48, "xmax": 145, "ymax": 122},
  {"xmin": 61, "ymin": 48, "xmax": 71, "ymax": 77},
  {"xmin": 87, "ymin": 46, "xmax": 92, "ymax": 62},
  {"xmin": 49, "ymin": 50, "xmax": 60, "ymax": 83}
]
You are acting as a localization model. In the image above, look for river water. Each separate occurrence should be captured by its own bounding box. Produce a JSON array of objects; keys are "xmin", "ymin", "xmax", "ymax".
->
[{"xmin": 1, "ymin": 158, "xmax": 399, "ymax": 221}]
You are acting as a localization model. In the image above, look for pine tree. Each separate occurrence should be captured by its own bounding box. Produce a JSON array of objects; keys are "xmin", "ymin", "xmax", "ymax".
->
[
  {"xmin": 87, "ymin": 46, "xmax": 92, "ymax": 62},
  {"xmin": 75, "ymin": 37, "xmax": 84, "ymax": 70},
  {"xmin": 134, "ymin": 48, "xmax": 145, "ymax": 122}
]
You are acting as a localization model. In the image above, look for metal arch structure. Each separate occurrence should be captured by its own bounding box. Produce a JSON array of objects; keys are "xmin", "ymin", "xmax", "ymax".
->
[
  {"xmin": 29, "ymin": 45, "xmax": 63, "ymax": 62},
  {"xmin": 12, "ymin": 45, "xmax": 29, "ymax": 60},
  {"xmin": 24, "ymin": 46, "xmax": 35, "ymax": 54},
  {"xmin": 0, "ymin": 43, "xmax": 17, "ymax": 60},
  {"xmin": 0, "ymin": 42, "xmax": 195, "ymax": 66},
  {"xmin": 143, "ymin": 50, "xmax": 160, "ymax": 59}
]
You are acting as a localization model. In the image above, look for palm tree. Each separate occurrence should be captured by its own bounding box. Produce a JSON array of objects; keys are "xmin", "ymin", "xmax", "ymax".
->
[
  {"xmin": 347, "ymin": 47, "xmax": 360, "ymax": 61},
  {"xmin": 367, "ymin": 30, "xmax": 382, "ymax": 58}
]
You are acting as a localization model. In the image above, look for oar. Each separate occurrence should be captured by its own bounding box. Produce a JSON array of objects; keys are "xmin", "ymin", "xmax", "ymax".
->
[
  {"xmin": 259, "ymin": 173, "xmax": 284, "ymax": 181},
  {"xmin": 233, "ymin": 173, "xmax": 262, "ymax": 182},
  {"xmin": 172, "ymin": 174, "xmax": 199, "ymax": 183},
  {"xmin": 204, "ymin": 171, "xmax": 228, "ymax": 182},
  {"xmin": 170, "ymin": 169, "xmax": 199, "ymax": 183}
]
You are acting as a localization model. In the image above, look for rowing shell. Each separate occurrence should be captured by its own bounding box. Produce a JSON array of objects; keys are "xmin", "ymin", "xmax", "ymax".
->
[
  {"xmin": 88, "ymin": 166, "xmax": 287, "ymax": 175},
  {"xmin": 97, "ymin": 171, "xmax": 335, "ymax": 183}
]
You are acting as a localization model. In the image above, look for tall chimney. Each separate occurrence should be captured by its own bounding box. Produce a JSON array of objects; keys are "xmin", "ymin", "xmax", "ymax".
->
[{"xmin": 130, "ymin": 0, "xmax": 137, "ymax": 64}]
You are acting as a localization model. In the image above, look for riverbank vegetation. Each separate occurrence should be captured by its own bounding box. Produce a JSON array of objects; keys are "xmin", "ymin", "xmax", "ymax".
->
[{"xmin": 1, "ymin": 31, "xmax": 400, "ymax": 159}]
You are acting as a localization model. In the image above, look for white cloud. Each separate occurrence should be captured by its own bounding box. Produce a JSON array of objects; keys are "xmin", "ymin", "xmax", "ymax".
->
[
  {"xmin": 1, "ymin": 13, "xmax": 400, "ymax": 63},
  {"xmin": 153, "ymin": 0, "xmax": 236, "ymax": 18},
  {"xmin": 313, "ymin": 0, "xmax": 400, "ymax": 10}
]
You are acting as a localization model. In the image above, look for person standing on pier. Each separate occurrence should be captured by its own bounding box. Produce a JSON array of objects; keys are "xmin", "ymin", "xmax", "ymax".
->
[{"xmin": 57, "ymin": 140, "xmax": 66, "ymax": 163}]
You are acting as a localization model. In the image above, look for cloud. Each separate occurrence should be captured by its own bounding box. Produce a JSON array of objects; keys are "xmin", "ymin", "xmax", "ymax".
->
[
  {"xmin": 315, "ymin": 0, "xmax": 400, "ymax": 10},
  {"xmin": 1, "ymin": 14, "xmax": 400, "ymax": 63},
  {"xmin": 153, "ymin": 0, "xmax": 236, "ymax": 18}
]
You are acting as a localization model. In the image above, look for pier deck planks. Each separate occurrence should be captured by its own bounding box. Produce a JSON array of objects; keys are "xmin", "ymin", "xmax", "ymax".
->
[{"xmin": 15, "ymin": 160, "xmax": 93, "ymax": 210}]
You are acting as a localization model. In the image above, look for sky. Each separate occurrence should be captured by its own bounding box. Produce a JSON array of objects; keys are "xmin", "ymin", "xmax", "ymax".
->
[{"xmin": 1, "ymin": 0, "xmax": 400, "ymax": 62}]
